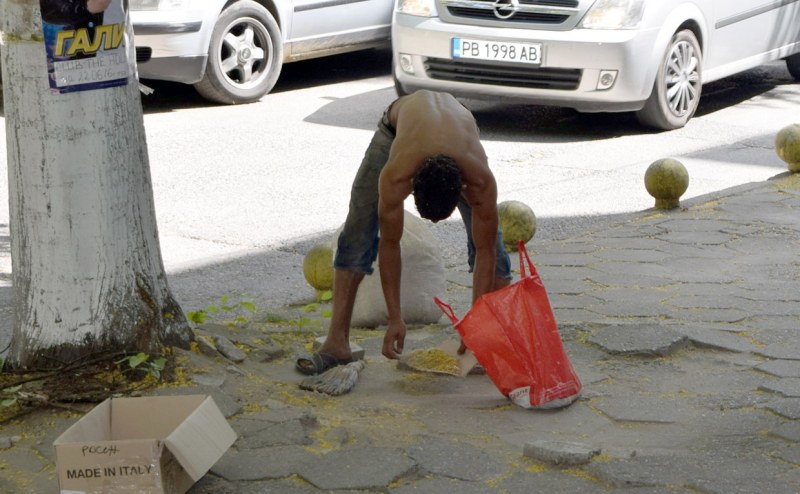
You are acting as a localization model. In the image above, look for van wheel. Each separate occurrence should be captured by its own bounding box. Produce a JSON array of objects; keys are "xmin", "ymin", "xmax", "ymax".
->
[
  {"xmin": 194, "ymin": 0, "xmax": 283, "ymax": 104},
  {"xmin": 636, "ymin": 30, "xmax": 702, "ymax": 130},
  {"xmin": 787, "ymin": 53, "xmax": 800, "ymax": 81}
]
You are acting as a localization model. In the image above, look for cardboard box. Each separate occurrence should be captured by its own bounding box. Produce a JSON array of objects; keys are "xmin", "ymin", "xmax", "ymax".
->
[{"xmin": 54, "ymin": 395, "xmax": 237, "ymax": 494}]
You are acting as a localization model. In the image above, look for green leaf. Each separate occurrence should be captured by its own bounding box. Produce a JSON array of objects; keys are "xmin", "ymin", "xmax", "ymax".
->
[
  {"xmin": 1, "ymin": 398, "xmax": 17, "ymax": 407},
  {"xmin": 187, "ymin": 310, "xmax": 207, "ymax": 324},
  {"xmin": 319, "ymin": 290, "xmax": 333, "ymax": 302},
  {"xmin": 240, "ymin": 301, "xmax": 257, "ymax": 312},
  {"xmin": 151, "ymin": 358, "xmax": 167, "ymax": 370},
  {"xmin": 220, "ymin": 295, "xmax": 230, "ymax": 304},
  {"xmin": 321, "ymin": 309, "xmax": 333, "ymax": 318},
  {"xmin": 129, "ymin": 353, "xmax": 148, "ymax": 369},
  {"xmin": 4, "ymin": 385, "xmax": 23, "ymax": 394},
  {"xmin": 233, "ymin": 316, "xmax": 247, "ymax": 325},
  {"xmin": 302, "ymin": 303, "xmax": 318, "ymax": 313}
]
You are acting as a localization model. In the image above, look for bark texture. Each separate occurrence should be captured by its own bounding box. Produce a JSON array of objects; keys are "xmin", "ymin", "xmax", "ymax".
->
[{"xmin": 2, "ymin": 0, "xmax": 193, "ymax": 369}]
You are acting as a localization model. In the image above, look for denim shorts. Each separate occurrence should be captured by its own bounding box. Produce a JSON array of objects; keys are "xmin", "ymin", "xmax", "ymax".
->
[{"xmin": 334, "ymin": 104, "xmax": 511, "ymax": 280}]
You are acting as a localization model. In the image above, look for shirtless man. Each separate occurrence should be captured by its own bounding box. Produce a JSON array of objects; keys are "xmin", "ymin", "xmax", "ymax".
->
[{"xmin": 296, "ymin": 90, "xmax": 511, "ymax": 375}]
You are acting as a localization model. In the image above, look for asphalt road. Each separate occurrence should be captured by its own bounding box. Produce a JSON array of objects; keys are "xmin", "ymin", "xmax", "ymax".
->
[{"xmin": 0, "ymin": 48, "xmax": 798, "ymax": 321}]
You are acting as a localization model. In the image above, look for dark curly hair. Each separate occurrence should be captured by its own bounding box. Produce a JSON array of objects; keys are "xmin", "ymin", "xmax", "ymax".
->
[{"xmin": 412, "ymin": 155, "xmax": 462, "ymax": 222}]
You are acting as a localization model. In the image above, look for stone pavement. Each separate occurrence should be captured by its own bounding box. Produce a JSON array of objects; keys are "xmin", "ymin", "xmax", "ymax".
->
[{"xmin": 2, "ymin": 173, "xmax": 800, "ymax": 493}]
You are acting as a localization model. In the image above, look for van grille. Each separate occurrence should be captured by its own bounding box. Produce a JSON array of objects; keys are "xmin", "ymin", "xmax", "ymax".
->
[
  {"xmin": 442, "ymin": 0, "xmax": 579, "ymax": 25},
  {"xmin": 425, "ymin": 58, "xmax": 581, "ymax": 90}
]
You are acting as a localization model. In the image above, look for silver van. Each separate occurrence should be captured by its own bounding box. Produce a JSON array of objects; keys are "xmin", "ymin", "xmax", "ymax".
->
[{"xmin": 392, "ymin": 0, "xmax": 800, "ymax": 129}]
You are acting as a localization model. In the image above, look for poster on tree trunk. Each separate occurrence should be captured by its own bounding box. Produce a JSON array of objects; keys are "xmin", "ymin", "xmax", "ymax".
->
[{"xmin": 40, "ymin": 0, "xmax": 133, "ymax": 94}]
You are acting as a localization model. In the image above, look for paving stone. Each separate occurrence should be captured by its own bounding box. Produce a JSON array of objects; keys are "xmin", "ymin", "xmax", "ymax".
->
[
  {"xmin": 687, "ymin": 450, "xmax": 800, "ymax": 494},
  {"xmin": 194, "ymin": 334, "xmax": 223, "ymax": 358},
  {"xmin": 588, "ymin": 325, "xmax": 688, "ymax": 357},
  {"xmin": 774, "ymin": 443, "xmax": 800, "ymax": 465},
  {"xmin": 675, "ymin": 308, "xmax": 749, "ymax": 324},
  {"xmin": 593, "ymin": 247, "xmax": 670, "ymax": 263},
  {"xmin": 588, "ymin": 299, "xmax": 674, "ymax": 319},
  {"xmin": 529, "ymin": 252, "xmax": 598, "ymax": 267},
  {"xmin": 691, "ymin": 391, "xmax": 770, "ymax": 411},
  {"xmin": 592, "ymin": 395, "xmax": 689, "ymax": 423},
  {"xmin": 768, "ymin": 422, "xmax": 800, "ymax": 442},
  {"xmin": 389, "ymin": 477, "xmax": 490, "ymax": 494},
  {"xmin": 658, "ymin": 230, "xmax": 732, "ymax": 245},
  {"xmin": 214, "ymin": 335, "xmax": 247, "ymax": 362},
  {"xmin": 236, "ymin": 478, "xmax": 351, "ymax": 494},
  {"xmin": 755, "ymin": 342, "xmax": 800, "ymax": 360},
  {"xmin": 758, "ymin": 377, "xmax": 800, "ymax": 398},
  {"xmin": 404, "ymin": 436, "xmax": 508, "ymax": 481},
  {"xmin": 656, "ymin": 218, "xmax": 735, "ymax": 234},
  {"xmin": 586, "ymin": 455, "xmax": 703, "ymax": 488},
  {"xmin": 211, "ymin": 446, "xmax": 315, "ymax": 481},
  {"xmin": 590, "ymin": 261, "xmax": 673, "ymax": 281},
  {"xmin": 191, "ymin": 373, "xmax": 226, "ymax": 387},
  {"xmin": 660, "ymin": 258, "xmax": 739, "ymax": 283},
  {"xmin": 496, "ymin": 470, "xmax": 612, "ymax": 494},
  {"xmin": 523, "ymin": 439, "xmax": 601, "ymax": 466},
  {"xmin": 297, "ymin": 446, "xmax": 415, "ymax": 490},
  {"xmin": 761, "ymin": 398, "xmax": 800, "ymax": 419},
  {"xmin": 237, "ymin": 419, "xmax": 314, "ymax": 448},
  {"xmin": 150, "ymin": 385, "xmax": 243, "ymax": 417},
  {"xmin": 0, "ymin": 436, "xmax": 13, "ymax": 450},
  {"xmin": 187, "ymin": 475, "xmax": 237, "ymax": 494},
  {"xmin": 680, "ymin": 327, "xmax": 760, "ymax": 353}
]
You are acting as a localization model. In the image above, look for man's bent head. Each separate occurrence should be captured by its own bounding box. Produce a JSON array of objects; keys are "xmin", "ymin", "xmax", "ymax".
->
[{"xmin": 412, "ymin": 155, "xmax": 462, "ymax": 222}]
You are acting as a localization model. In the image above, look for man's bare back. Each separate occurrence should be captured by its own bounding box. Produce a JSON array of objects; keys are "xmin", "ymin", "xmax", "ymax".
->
[{"xmin": 380, "ymin": 90, "xmax": 495, "ymax": 211}]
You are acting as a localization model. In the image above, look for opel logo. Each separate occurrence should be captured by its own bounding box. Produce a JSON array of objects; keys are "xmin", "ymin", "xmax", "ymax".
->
[{"xmin": 493, "ymin": 0, "xmax": 519, "ymax": 19}]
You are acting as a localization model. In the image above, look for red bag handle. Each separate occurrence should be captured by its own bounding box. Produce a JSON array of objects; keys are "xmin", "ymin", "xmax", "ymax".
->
[
  {"xmin": 434, "ymin": 297, "xmax": 459, "ymax": 324},
  {"xmin": 518, "ymin": 240, "xmax": 538, "ymax": 278}
]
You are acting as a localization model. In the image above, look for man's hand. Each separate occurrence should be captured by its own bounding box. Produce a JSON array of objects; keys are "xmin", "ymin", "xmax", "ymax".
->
[{"xmin": 382, "ymin": 318, "xmax": 407, "ymax": 360}]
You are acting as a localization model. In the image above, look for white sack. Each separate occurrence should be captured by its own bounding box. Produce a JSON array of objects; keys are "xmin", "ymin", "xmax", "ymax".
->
[{"xmin": 332, "ymin": 211, "xmax": 446, "ymax": 328}]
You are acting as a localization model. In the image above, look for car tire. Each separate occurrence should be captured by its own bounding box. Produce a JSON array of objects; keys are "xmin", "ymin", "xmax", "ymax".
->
[
  {"xmin": 636, "ymin": 30, "xmax": 702, "ymax": 131},
  {"xmin": 194, "ymin": 1, "xmax": 283, "ymax": 105},
  {"xmin": 787, "ymin": 53, "xmax": 800, "ymax": 81}
]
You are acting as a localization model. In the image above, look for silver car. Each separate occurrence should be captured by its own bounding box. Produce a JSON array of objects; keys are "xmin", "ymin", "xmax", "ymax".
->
[
  {"xmin": 392, "ymin": 0, "xmax": 800, "ymax": 129},
  {"xmin": 131, "ymin": 0, "xmax": 393, "ymax": 104}
]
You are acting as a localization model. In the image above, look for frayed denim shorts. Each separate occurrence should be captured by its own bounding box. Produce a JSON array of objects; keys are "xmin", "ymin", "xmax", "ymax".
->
[{"xmin": 334, "ymin": 104, "xmax": 511, "ymax": 280}]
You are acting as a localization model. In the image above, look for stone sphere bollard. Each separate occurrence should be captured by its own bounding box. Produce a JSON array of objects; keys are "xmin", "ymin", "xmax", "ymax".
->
[
  {"xmin": 644, "ymin": 158, "xmax": 689, "ymax": 209},
  {"xmin": 775, "ymin": 124, "xmax": 800, "ymax": 172},
  {"xmin": 303, "ymin": 244, "xmax": 334, "ymax": 292},
  {"xmin": 498, "ymin": 200, "xmax": 537, "ymax": 251}
]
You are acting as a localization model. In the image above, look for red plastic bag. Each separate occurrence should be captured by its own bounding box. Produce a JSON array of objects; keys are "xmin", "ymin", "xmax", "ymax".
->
[{"xmin": 435, "ymin": 241, "xmax": 581, "ymax": 409}]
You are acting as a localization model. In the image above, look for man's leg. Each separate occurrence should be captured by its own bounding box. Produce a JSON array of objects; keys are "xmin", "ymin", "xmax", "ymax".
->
[
  {"xmin": 297, "ymin": 103, "xmax": 396, "ymax": 374},
  {"xmin": 457, "ymin": 197, "xmax": 513, "ymax": 288},
  {"xmin": 315, "ymin": 268, "xmax": 365, "ymax": 360}
]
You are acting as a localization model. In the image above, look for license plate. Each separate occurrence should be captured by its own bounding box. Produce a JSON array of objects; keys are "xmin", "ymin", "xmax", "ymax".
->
[{"xmin": 452, "ymin": 38, "xmax": 542, "ymax": 64}]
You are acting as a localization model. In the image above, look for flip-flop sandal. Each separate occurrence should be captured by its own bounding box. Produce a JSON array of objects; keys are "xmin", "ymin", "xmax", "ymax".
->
[{"xmin": 295, "ymin": 352, "xmax": 353, "ymax": 376}]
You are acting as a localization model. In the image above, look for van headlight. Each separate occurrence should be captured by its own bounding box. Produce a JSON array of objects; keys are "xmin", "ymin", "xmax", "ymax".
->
[
  {"xmin": 579, "ymin": 0, "xmax": 645, "ymax": 29},
  {"xmin": 396, "ymin": 0, "xmax": 438, "ymax": 17},
  {"xmin": 129, "ymin": 0, "xmax": 188, "ymax": 11}
]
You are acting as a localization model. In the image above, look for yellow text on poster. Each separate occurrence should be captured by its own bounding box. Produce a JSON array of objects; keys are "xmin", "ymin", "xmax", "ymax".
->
[{"xmin": 54, "ymin": 23, "xmax": 125, "ymax": 58}]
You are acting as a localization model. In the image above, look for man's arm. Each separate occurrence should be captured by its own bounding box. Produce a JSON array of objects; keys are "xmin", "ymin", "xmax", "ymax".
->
[
  {"xmin": 470, "ymin": 201, "xmax": 499, "ymax": 304},
  {"xmin": 377, "ymin": 173, "xmax": 410, "ymax": 360}
]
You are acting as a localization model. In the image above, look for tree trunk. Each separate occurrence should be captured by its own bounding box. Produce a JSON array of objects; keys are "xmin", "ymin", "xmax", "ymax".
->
[{"xmin": 2, "ymin": 0, "xmax": 193, "ymax": 369}]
